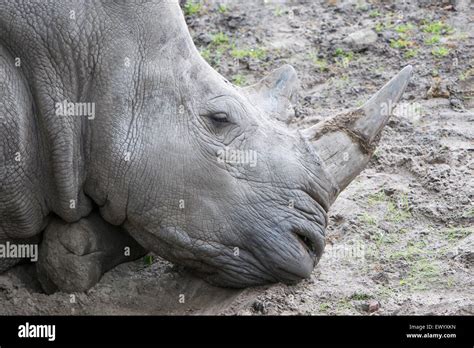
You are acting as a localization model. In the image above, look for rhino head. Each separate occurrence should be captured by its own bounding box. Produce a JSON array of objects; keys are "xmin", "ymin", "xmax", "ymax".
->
[
  {"xmin": 1, "ymin": 1, "xmax": 412, "ymax": 288},
  {"xmin": 83, "ymin": 2, "xmax": 411, "ymax": 288}
]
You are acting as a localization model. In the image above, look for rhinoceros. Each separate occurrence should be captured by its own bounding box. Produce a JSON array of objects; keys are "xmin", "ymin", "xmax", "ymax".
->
[{"xmin": 0, "ymin": 0, "xmax": 412, "ymax": 292}]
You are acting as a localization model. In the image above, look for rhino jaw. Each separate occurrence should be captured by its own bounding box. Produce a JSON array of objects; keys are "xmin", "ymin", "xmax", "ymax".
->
[{"xmin": 301, "ymin": 65, "xmax": 413, "ymax": 200}]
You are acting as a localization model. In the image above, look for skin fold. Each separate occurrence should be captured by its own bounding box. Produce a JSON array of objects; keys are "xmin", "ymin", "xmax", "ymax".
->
[{"xmin": 0, "ymin": 0, "xmax": 412, "ymax": 290}]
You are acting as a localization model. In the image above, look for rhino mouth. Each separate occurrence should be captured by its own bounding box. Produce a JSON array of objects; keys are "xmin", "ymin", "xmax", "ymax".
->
[{"xmin": 126, "ymin": 218, "xmax": 325, "ymax": 287}]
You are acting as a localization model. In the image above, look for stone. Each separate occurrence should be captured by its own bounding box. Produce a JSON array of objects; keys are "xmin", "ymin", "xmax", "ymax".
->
[
  {"xmin": 343, "ymin": 28, "xmax": 378, "ymax": 51},
  {"xmin": 368, "ymin": 300, "xmax": 380, "ymax": 313},
  {"xmin": 196, "ymin": 32, "xmax": 212, "ymax": 45}
]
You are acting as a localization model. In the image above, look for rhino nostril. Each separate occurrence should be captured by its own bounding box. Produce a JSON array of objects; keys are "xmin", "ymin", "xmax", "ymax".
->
[{"xmin": 293, "ymin": 230, "xmax": 317, "ymax": 257}]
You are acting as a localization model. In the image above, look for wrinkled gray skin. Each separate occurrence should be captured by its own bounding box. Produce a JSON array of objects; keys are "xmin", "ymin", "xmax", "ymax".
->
[{"xmin": 0, "ymin": 0, "xmax": 412, "ymax": 291}]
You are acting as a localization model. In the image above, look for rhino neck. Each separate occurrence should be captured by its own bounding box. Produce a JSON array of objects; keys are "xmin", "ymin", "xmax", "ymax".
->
[
  {"xmin": 0, "ymin": 0, "xmax": 208, "ymax": 224},
  {"xmin": 83, "ymin": 2, "xmax": 227, "ymax": 227}
]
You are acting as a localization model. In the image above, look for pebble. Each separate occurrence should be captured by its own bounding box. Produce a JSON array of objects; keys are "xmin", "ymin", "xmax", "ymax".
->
[
  {"xmin": 196, "ymin": 33, "xmax": 212, "ymax": 45},
  {"xmin": 343, "ymin": 28, "xmax": 378, "ymax": 51},
  {"xmin": 252, "ymin": 300, "xmax": 267, "ymax": 314},
  {"xmin": 368, "ymin": 300, "xmax": 380, "ymax": 313}
]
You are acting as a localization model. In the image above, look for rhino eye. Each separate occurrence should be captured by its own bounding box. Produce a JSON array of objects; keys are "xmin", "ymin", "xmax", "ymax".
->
[
  {"xmin": 203, "ymin": 112, "xmax": 234, "ymax": 131},
  {"xmin": 209, "ymin": 112, "xmax": 229, "ymax": 124}
]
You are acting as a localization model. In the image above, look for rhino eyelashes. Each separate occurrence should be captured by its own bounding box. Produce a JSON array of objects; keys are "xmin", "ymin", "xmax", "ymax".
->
[
  {"xmin": 208, "ymin": 112, "xmax": 229, "ymax": 123},
  {"xmin": 202, "ymin": 112, "xmax": 237, "ymax": 132}
]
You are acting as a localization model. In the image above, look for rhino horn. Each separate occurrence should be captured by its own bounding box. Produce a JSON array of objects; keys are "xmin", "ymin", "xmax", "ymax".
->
[
  {"xmin": 302, "ymin": 65, "xmax": 413, "ymax": 199},
  {"xmin": 244, "ymin": 64, "xmax": 299, "ymax": 121}
]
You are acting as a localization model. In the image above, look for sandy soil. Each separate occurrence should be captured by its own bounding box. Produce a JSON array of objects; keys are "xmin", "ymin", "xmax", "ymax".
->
[{"xmin": 0, "ymin": 0, "xmax": 472, "ymax": 315}]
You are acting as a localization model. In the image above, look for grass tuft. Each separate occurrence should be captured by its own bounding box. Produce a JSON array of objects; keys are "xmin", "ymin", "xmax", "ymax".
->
[{"xmin": 183, "ymin": 0, "xmax": 202, "ymax": 16}]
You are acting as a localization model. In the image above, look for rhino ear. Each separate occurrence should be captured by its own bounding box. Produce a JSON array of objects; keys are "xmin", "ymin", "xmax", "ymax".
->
[{"xmin": 244, "ymin": 64, "xmax": 300, "ymax": 122}]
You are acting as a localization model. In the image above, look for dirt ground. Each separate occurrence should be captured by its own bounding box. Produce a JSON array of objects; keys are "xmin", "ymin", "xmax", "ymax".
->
[{"xmin": 0, "ymin": 0, "xmax": 472, "ymax": 315}]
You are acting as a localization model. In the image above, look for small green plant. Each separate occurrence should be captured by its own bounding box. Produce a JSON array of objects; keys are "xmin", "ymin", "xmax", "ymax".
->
[
  {"xmin": 462, "ymin": 207, "xmax": 474, "ymax": 217},
  {"xmin": 232, "ymin": 74, "xmax": 246, "ymax": 86},
  {"xmin": 390, "ymin": 240, "xmax": 432, "ymax": 262},
  {"xmin": 459, "ymin": 68, "xmax": 474, "ymax": 82},
  {"xmin": 211, "ymin": 32, "xmax": 229, "ymax": 46},
  {"xmin": 334, "ymin": 48, "xmax": 354, "ymax": 68},
  {"xmin": 334, "ymin": 47, "xmax": 354, "ymax": 60},
  {"xmin": 183, "ymin": 0, "xmax": 202, "ymax": 16},
  {"xmin": 217, "ymin": 4, "xmax": 228, "ymax": 13},
  {"xmin": 431, "ymin": 46, "xmax": 449, "ymax": 58},
  {"xmin": 335, "ymin": 298, "xmax": 352, "ymax": 313},
  {"xmin": 367, "ymin": 191, "xmax": 387, "ymax": 205},
  {"xmin": 334, "ymin": 47, "xmax": 344, "ymax": 56},
  {"xmin": 309, "ymin": 52, "xmax": 329, "ymax": 71},
  {"xmin": 395, "ymin": 23, "xmax": 414, "ymax": 34},
  {"xmin": 390, "ymin": 38, "xmax": 414, "ymax": 49},
  {"xmin": 372, "ymin": 148, "xmax": 380, "ymax": 159},
  {"xmin": 314, "ymin": 58, "xmax": 328, "ymax": 71},
  {"xmin": 367, "ymin": 191, "xmax": 411, "ymax": 223},
  {"xmin": 443, "ymin": 227, "xmax": 472, "ymax": 241},
  {"xmin": 422, "ymin": 21, "xmax": 454, "ymax": 35},
  {"xmin": 399, "ymin": 258, "xmax": 441, "ymax": 291},
  {"xmin": 424, "ymin": 34, "xmax": 440, "ymax": 45},
  {"xmin": 359, "ymin": 212, "xmax": 377, "ymax": 226},
  {"xmin": 230, "ymin": 47, "xmax": 266, "ymax": 60},
  {"xmin": 376, "ymin": 286, "xmax": 395, "ymax": 300},
  {"xmin": 350, "ymin": 293, "xmax": 372, "ymax": 301},
  {"xmin": 404, "ymin": 49, "xmax": 418, "ymax": 58},
  {"xmin": 373, "ymin": 230, "xmax": 396, "ymax": 248},
  {"xmin": 200, "ymin": 48, "xmax": 211, "ymax": 62},
  {"xmin": 274, "ymin": 5, "xmax": 283, "ymax": 17},
  {"xmin": 319, "ymin": 303, "xmax": 330, "ymax": 312},
  {"xmin": 386, "ymin": 194, "xmax": 411, "ymax": 223},
  {"xmin": 369, "ymin": 10, "xmax": 381, "ymax": 18},
  {"xmin": 375, "ymin": 22, "xmax": 384, "ymax": 32},
  {"xmin": 144, "ymin": 254, "xmax": 154, "ymax": 266}
]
